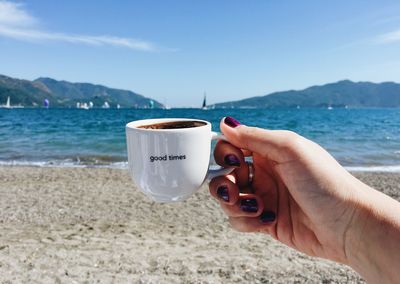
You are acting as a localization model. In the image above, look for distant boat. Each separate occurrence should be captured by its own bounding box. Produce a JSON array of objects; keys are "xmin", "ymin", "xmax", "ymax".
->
[
  {"xmin": 117, "ymin": 104, "xmax": 120, "ymax": 109},
  {"xmin": 0, "ymin": 96, "xmax": 23, "ymax": 108},
  {"xmin": 76, "ymin": 102, "xmax": 89, "ymax": 109},
  {"xmin": 81, "ymin": 103, "xmax": 89, "ymax": 110},
  {"xmin": 201, "ymin": 92, "xmax": 208, "ymax": 110},
  {"xmin": 102, "ymin": 102, "xmax": 110, "ymax": 109},
  {"xmin": 2, "ymin": 96, "xmax": 10, "ymax": 108},
  {"xmin": 44, "ymin": 99, "xmax": 49, "ymax": 108},
  {"xmin": 327, "ymin": 106, "xmax": 333, "ymax": 110}
]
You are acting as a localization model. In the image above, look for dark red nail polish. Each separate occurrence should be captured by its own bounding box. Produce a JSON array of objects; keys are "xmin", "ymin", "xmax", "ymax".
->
[
  {"xmin": 224, "ymin": 154, "xmax": 240, "ymax": 167},
  {"xmin": 260, "ymin": 211, "xmax": 276, "ymax": 223},
  {"xmin": 224, "ymin": 116, "xmax": 241, "ymax": 128},
  {"xmin": 240, "ymin": 198, "xmax": 258, "ymax": 212},
  {"xmin": 217, "ymin": 185, "xmax": 229, "ymax": 202}
]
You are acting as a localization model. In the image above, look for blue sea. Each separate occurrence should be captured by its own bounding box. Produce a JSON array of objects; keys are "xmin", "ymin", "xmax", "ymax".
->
[{"xmin": 0, "ymin": 108, "xmax": 399, "ymax": 172}]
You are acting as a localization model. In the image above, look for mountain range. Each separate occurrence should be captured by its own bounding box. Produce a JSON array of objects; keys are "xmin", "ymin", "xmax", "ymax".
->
[
  {"xmin": 212, "ymin": 80, "xmax": 400, "ymax": 108},
  {"xmin": 0, "ymin": 75, "xmax": 163, "ymax": 108},
  {"xmin": 1, "ymin": 74, "xmax": 400, "ymax": 108}
]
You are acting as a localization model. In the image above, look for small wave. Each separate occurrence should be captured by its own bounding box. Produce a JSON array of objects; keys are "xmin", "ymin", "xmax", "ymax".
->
[
  {"xmin": 345, "ymin": 165, "xmax": 400, "ymax": 172},
  {"xmin": 0, "ymin": 160, "xmax": 128, "ymax": 169},
  {"xmin": 1, "ymin": 160, "xmax": 399, "ymax": 172}
]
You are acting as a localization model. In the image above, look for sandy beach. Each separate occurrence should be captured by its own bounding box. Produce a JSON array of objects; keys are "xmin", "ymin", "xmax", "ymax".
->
[{"xmin": 0, "ymin": 167, "xmax": 398, "ymax": 283}]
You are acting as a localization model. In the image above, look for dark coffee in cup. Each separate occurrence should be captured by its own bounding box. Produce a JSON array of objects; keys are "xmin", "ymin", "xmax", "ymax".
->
[{"xmin": 138, "ymin": 120, "xmax": 207, "ymax": 130}]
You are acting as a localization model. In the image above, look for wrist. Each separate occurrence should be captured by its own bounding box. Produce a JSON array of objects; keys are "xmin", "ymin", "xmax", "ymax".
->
[
  {"xmin": 343, "ymin": 185, "xmax": 373, "ymax": 269},
  {"xmin": 344, "ymin": 180, "xmax": 400, "ymax": 283}
]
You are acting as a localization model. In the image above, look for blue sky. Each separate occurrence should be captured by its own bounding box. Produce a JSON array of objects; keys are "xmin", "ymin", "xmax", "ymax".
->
[{"xmin": 1, "ymin": 0, "xmax": 400, "ymax": 107}]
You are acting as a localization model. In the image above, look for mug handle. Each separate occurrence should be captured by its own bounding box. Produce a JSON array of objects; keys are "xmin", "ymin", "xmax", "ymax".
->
[{"xmin": 205, "ymin": 131, "xmax": 235, "ymax": 181}]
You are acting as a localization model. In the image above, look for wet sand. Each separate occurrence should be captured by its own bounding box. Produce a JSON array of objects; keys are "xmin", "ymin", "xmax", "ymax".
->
[{"xmin": 0, "ymin": 166, "xmax": 399, "ymax": 283}]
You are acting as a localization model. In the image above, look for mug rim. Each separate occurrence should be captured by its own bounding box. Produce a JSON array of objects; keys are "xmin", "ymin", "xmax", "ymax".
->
[{"xmin": 126, "ymin": 118, "xmax": 210, "ymax": 132}]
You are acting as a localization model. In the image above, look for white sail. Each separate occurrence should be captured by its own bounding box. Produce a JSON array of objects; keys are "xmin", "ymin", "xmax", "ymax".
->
[
  {"xmin": 0, "ymin": 96, "xmax": 11, "ymax": 108},
  {"xmin": 0, "ymin": 96, "xmax": 23, "ymax": 108}
]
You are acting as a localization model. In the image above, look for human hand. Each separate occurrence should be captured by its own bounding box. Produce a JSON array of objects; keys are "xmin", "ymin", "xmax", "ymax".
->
[{"xmin": 209, "ymin": 116, "xmax": 366, "ymax": 264}]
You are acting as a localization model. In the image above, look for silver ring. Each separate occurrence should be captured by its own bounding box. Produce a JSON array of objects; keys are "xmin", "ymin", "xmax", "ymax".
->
[{"xmin": 247, "ymin": 161, "xmax": 254, "ymax": 185}]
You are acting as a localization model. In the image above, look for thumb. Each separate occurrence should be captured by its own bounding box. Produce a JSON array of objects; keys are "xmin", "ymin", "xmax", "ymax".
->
[{"xmin": 220, "ymin": 116, "xmax": 302, "ymax": 162}]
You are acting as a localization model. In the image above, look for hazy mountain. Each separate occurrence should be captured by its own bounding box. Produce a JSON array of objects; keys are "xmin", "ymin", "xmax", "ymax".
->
[
  {"xmin": 0, "ymin": 74, "xmax": 163, "ymax": 108},
  {"xmin": 212, "ymin": 80, "xmax": 400, "ymax": 108},
  {"xmin": 0, "ymin": 75, "xmax": 56, "ymax": 107}
]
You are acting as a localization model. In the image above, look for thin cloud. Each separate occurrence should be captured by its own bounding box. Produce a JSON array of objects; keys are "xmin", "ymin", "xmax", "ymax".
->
[
  {"xmin": 0, "ymin": 1, "xmax": 36, "ymax": 27},
  {"xmin": 0, "ymin": 26, "xmax": 157, "ymax": 50},
  {"xmin": 375, "ymin": 29, "xmax": 400, "ymax": 44},
  {"xmin": 0, "ymin": 1, "xmax": 163, "ymax": 52}
]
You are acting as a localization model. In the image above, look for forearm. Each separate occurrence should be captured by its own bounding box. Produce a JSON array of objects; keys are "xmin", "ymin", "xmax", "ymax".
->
[{"xmin": 347, "ymin": 184, "xmax": 400, "ymax": 283}]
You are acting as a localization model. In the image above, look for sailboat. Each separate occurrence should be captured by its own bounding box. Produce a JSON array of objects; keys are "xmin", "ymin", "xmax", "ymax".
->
[
  {"xmin": 4, "ymin": 96, "xmax": 10, "ymax": 108},
  {"xmin": 201, "ymin": 93, "xmax": 208, "ymax": 110},
  {"xmin": 0, "ymin": 96, "xmax": 23, "ymax": 108}
]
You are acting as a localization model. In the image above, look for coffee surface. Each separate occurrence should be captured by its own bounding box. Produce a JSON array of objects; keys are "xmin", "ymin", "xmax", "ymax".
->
[{"xmin": 138, "ymin": 120, "xmax": 206, "ymax": 129}]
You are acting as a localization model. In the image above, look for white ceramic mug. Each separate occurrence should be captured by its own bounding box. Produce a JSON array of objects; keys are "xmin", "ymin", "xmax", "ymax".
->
[{"xmin": 126, "ymin": 118, "xmax": 233, "ymax": 203}]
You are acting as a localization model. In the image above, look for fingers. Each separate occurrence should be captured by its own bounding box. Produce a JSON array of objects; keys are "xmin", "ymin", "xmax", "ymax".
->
[
  {"xmin": 220, "ymin": 193, "xmax": 264, "ymax": 217},
  {"xmin": 210, "ymin": 116, "xmax": 286, "ymax": 236},
  {"xmin": 214, "ymin": 140, "xmax": 244, "ymax": 168},
  {"xmin": 209, "ymin": 176, "xmax": 239, "ymax": 206},
  {"xmin": 214, "ymin": 140, "xmax": 251, "ymax": 188},
  {"xmin": 209, "ymin": 177, "xmax": 264, "ymax": 217},
  {"xmin": 220, "ymin": 116, "xmax": 306, "ymax": 163},
  {"xmin": 227, "ymin": 185, "xmax": 278, "ymax": 234},
  {"xmin": 209, "ymin": 165, "xmax": 279, "ymax": 235}
]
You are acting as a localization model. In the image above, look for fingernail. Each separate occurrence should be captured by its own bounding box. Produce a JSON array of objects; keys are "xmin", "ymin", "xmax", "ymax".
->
[
  {"xmin": 224, "ymin": 116, "xmax": 241, "ymax": 128},
  {"xmin": 260, "ymin": 211, "xmax": 276, "ymax": 223},
  {"xmin": 224, "ymin": 154, "xmax": 240, "ymax": 167},
  {"xmin": 217, "ymin": 185, "xmax": 229, "ymax": 202},
  {"xmin": 240, "ymin": 198, "xmax": 258, "ymax": 213}
]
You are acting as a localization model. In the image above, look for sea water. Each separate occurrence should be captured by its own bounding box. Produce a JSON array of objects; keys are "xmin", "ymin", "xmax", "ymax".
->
[{"xmin": 0, "ymin": 108, "xmax": 399, "ymax": 171}]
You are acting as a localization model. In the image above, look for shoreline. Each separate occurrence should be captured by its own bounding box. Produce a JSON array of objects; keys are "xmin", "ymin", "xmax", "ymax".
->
[
  {"xmin": 1, "ymin": 161, "xmax": 400, "ymax": 173},
  {"xmin": 1, "ymin": 166, "xmax": 399, "ymax": 282}
]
